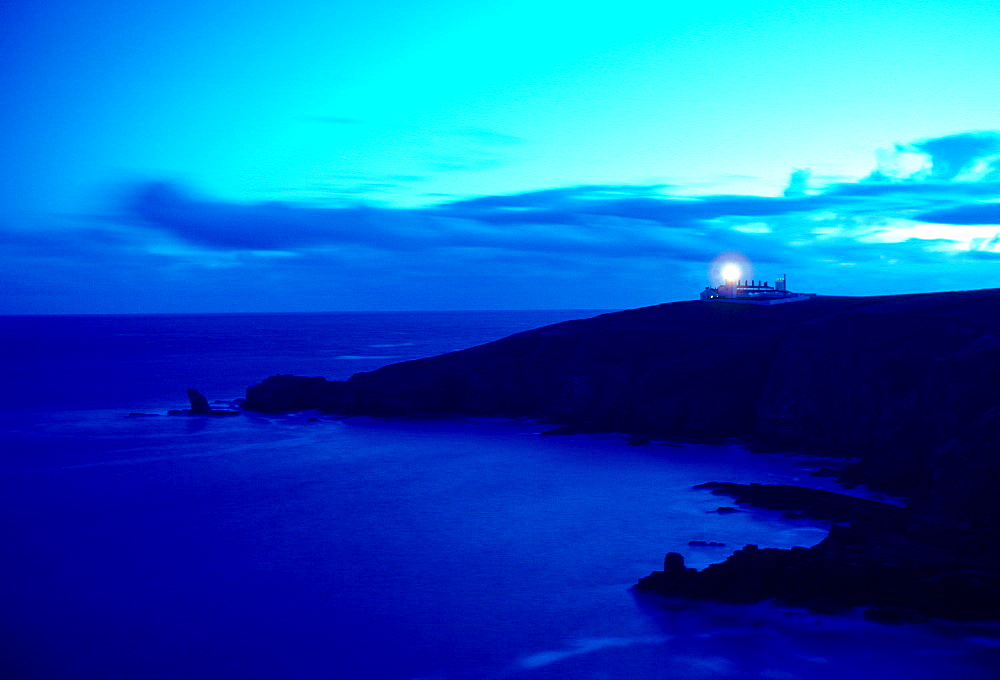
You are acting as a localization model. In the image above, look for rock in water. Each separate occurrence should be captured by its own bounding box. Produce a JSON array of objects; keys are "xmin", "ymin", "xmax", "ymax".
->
[
  {"xmin": 166, "ymin": 390, "xmax": 239, "ymax": 416},
  {"xmin": 663, "ymin": 552, "xmax": 688, "ymax": 576},
  {"xmin": 187, "ymin": 389, "xmax": 213, "ymax": 415}
]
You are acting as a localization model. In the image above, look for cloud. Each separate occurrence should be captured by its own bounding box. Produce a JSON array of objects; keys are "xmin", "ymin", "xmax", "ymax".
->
[
  {"xmin": 916, "ymin": 202, "xmax": 1000, "ymax": 226},
  {"xmin": 864, "ymin": 131, "xmax": 1000, "ymax": 183},
  {"xmin": 784, "ymin": 168, "xmax": 811, "ymax": 197},
  {"xmin": 123, "ymin": 182, "xmax": 728, "ymax": 260},
  {"xmin": 126, "ymin": 182, "xmax": 409, "ymax": 251},
  {"xmin": 911, "ymin": 131, "xmax": 1000, "ymax": 181},
  {"xmin": 119, "ymin": 130, "xmax": 1000, "ymax": 276},
  {"xmin": 437, "ymin": 184, "xmax": 831, "ymax": 227},
  {"xmin": 5, "ymin": 130, "xmax": 1000, "ymax": 313},
  {"xmin": 825, "ymin": 181, "xmax": 1000, "ymax": 197}
]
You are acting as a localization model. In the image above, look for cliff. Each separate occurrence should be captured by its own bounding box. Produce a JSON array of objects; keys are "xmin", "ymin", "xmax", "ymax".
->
[
  {"xmin": 246, "ymin": 290, "xmax": 1000, "ymax": 525},
  {"xmin": 244, "ymin": 290, "xmax": 1000, "ymax": 617}
]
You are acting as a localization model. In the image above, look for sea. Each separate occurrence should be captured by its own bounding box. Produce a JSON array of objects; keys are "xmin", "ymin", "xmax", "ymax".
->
[{"xmin": 1, "ymin": 311, "xmax": 997, "ymax": 680}]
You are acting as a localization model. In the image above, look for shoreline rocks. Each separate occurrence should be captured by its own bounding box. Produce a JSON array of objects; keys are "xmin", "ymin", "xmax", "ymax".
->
[
  {"xmin": 634, "ymin": 483, "xmax": 1000, "ymax": 621},
  {"xmin": 694, "ymin": 483, "xmax": 905, "ymax": 524},
  {"xmin": 635, "ymin": 532, "xmax": 1000, "ymax": 621}
]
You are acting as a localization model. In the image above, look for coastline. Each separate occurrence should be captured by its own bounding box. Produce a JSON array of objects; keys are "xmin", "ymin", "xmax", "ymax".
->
[
  {"xmin": 9, "ymin": 408, "xmax": 999, "ymax": 677},
  {"xmin": 7, "ymin": 308, "xmax": 999, "ymax": 677},
  {"xmin": 240, "ymin": 290, "xmax": 1000, "ymax": 621}
]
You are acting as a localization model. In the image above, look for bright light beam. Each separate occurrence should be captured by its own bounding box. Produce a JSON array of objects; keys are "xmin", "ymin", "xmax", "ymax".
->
[{"xmin": 721, "ymin": 263, "xmax": 741, "ymax": 282}]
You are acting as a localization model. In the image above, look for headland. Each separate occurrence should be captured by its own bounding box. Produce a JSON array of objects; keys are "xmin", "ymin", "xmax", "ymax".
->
[{"xmin": 243, "ymin": 289, "xmax": 1000, "ymax": 620}]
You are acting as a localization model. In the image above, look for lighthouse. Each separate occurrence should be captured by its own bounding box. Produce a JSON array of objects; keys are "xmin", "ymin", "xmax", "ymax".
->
[{"xmin": 699, "ymin": 272, "xmax": 813, "ymax": 304}]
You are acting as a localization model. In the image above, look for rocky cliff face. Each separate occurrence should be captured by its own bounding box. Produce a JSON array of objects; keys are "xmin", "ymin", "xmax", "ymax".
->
[{"xmin": 244, "ymin": 289, "xmax": 1000, "ymax": 539}]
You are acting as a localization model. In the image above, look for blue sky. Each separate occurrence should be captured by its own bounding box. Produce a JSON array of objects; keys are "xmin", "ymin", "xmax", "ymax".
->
[{"xmin": 2, "ymin": 0, "xmax": 999, "ymax": 312}]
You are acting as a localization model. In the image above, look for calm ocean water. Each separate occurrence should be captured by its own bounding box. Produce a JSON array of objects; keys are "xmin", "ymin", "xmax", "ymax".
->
[
  {"xmin": 0, "ymin": 311, "xmax": 610, "ymax": 412},
  {"xmin": 1, "ymin": 311, "xmax": 997, "ymax": 679}
]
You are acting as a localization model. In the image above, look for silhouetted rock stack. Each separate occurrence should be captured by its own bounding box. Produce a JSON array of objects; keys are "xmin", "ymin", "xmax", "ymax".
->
[
  {"xmin": 187, "ymin": 388, "xmax": 213, "ymax": 414},
  {"xmin": 167, "ymin": 389, "xmax": 239, "ymax": 416},
  {"xmin": 242, "ymin": 288, "xmax": 1000, "ymax": 619}
]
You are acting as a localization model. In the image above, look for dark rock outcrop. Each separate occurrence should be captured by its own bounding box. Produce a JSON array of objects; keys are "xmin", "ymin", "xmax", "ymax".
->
[
  {"xmin": 244, "ymin": 374, "xmax": 348, "ymax": 414},
  {"xmin": 635, "ymin": 482, "xmax": 1000, "ymax": 620},
  {"xmin": 635, "ymin": 526, "xmax": 1000, "ymax": 621},
  {"xmin": 695, "ymin": 483, "xmax": 905, "ymax": 524}
]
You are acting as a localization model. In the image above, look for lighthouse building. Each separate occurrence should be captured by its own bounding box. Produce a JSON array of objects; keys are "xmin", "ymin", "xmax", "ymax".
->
[{"xmin": 700, "ymin": 275, "xmax": 814, "ymax": 305}]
